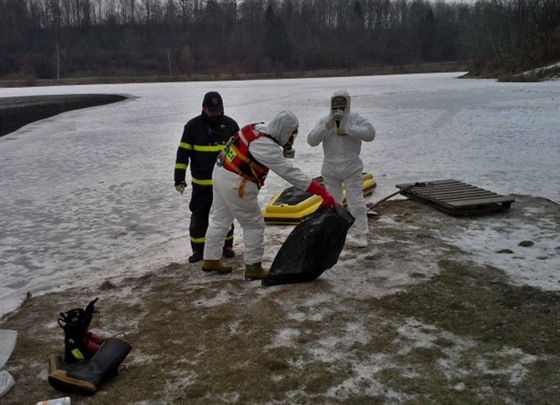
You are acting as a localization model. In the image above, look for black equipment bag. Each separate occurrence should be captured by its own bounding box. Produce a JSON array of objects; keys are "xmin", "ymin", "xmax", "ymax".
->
[{"xmin": 263, "ymin": 204, "xmax": 355, "ymax": 286}]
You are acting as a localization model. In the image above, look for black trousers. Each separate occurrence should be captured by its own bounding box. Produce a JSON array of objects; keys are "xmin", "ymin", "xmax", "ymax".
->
[{"xmin": 189, "ymin": 184, "xmax": 234, "ymax": 253}]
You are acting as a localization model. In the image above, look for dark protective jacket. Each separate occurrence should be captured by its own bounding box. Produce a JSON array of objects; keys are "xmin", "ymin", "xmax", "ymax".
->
[{"xmin": 175, "ymin": 113, "xmax": 240, "ymax": 186}]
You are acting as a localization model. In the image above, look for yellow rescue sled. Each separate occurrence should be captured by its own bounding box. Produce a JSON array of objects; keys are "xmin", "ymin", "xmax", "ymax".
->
[{"xmin": 263, "ymin": 172, "xmax": 376, "ymax": 225}]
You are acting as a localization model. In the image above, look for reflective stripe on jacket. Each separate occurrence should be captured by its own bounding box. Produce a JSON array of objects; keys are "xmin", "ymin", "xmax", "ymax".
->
[{"xmin": 174, "ymin": 114, "xmax": 239, "ymax": 186}]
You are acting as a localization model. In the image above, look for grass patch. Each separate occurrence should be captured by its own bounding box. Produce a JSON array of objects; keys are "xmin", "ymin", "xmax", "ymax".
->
[{"xmin": 379, "ymin": 260, "xmax": 559, "ymax": 355}]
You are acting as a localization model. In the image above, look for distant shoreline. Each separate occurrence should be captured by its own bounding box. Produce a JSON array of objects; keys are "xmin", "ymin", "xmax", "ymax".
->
[
  {"xmin": 0, "ymin": 62, "xmax": 469, "ymax": 89},
  {"xmin": 0, "ymin": 94, "xmax": 128, "ymax": 137}
]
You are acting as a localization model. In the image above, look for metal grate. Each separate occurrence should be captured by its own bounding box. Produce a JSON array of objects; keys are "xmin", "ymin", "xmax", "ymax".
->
[{"xmin": 395, "ymin": 179, "xmax": 515, "ymax": 216}]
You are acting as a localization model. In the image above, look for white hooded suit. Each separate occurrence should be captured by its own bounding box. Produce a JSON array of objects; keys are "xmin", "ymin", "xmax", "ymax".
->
[
  {"xmin": 307, "ymin": 90, "xmax": 376, "ymax": 238},
  {"xmin": 204, "ymin": 111, "xmax": 313, "ymax": 265}
]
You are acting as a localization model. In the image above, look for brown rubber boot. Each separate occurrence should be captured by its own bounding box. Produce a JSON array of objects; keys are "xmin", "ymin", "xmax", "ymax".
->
[
  {"xmin": 244, "ymin": 262, "xmax": 268, "ymax": 280},
  {"xmin": 202, "ymin": 260, "xmax": 233, "ymax": 273}
]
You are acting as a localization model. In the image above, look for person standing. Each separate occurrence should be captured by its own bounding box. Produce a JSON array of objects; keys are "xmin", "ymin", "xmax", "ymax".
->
[
  {"xmin": 307, "ymin": 90, "xmax": 376, "ymax": 248},
  {"xmin": 175, "ymin": 91, "xmax": 239, "ymax": 263},
  {"xmin": 202, "ymin": 110, "xmax": 336, "ymax": 280}
]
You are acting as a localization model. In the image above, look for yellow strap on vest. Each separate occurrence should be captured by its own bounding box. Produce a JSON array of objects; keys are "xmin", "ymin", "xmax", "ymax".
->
[
  {"xmin": 226, "ymin": 144, "xmax": 264, "ymax": 181},
  {"xmin": 239, "ymin": 178, "xmax": 247, "ymax": 198}
]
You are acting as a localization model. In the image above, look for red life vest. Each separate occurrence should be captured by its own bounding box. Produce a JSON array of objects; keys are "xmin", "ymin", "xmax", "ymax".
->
[{"xmin": 218, "ymin": 124, "xmax": 270, "ymax": 188}]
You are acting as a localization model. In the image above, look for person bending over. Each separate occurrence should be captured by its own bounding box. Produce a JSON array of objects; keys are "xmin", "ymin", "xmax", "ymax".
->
[{"xmin": 202, "ymin": 110, "xmax": 336, "ymax": 280}]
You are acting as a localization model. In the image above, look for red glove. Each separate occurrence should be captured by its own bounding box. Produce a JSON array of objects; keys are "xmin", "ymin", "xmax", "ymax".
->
[{"xmin": 306, "ymin": 179, "xmax": 336, "ymax": 208}]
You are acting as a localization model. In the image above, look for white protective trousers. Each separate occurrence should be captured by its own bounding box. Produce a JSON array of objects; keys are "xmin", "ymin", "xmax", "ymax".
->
[
  {"xmin": 204, "ymin": 166, "xmax": 265, "ymax": 265},
  {"xmin": 322, "ymin": 165, "xmax": 369, "ymax": 236}
]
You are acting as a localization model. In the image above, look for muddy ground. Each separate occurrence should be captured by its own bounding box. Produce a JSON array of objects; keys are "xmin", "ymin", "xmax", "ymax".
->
[{"xmin": 1, "ymin": 195, "xmax": 558, "ymax": 404}]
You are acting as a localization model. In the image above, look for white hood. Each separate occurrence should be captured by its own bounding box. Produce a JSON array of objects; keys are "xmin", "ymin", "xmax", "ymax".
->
[
  {"xmin": 330, "ymin": 90, "xmax": 351, "ymax": 120},
  {"xmin": 259, "ymin": 110, "xmax": 299, "ymax": 146}
]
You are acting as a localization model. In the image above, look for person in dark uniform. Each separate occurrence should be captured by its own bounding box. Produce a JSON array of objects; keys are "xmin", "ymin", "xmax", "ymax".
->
[{"xmin": 174, "ymin": 91, "xmax": 239, "ymax": 263}]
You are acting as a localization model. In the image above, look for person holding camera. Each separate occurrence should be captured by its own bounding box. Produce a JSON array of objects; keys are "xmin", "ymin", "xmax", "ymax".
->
[{"xmin": 307, "ymin": 90, "xmax": 376, "ymax": 248}]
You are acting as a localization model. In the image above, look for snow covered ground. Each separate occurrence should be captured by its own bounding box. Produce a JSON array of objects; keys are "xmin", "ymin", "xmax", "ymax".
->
[{"xmin": 1, "ymin": 72, "xmax": 559, "ymax": 318}]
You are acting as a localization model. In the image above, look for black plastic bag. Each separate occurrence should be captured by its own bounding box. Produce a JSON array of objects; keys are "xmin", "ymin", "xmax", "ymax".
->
[{"xmin": 263, "ymin": 204, "xmax": 355, "ymax": 286}]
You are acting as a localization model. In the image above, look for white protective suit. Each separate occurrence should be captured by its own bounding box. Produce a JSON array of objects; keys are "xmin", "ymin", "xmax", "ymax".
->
[
  {"xmin": 204, "ymin": 110, "xmax": 313, "ymax": 265},
  {"xmin": 307, "ymin": 90, "xmax": 376, "ymax": 238}
]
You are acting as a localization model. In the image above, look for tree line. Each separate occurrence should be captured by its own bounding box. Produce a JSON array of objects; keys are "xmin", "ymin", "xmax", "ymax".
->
[{"xmin": 0, "ymin": 0, "xmax": 558, "ymax": 80}]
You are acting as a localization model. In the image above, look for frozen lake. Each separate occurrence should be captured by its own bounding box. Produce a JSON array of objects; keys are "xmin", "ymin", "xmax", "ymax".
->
[{"xmin": 1, "ymin": 72, "xmax": 559, "ymax": 317}]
